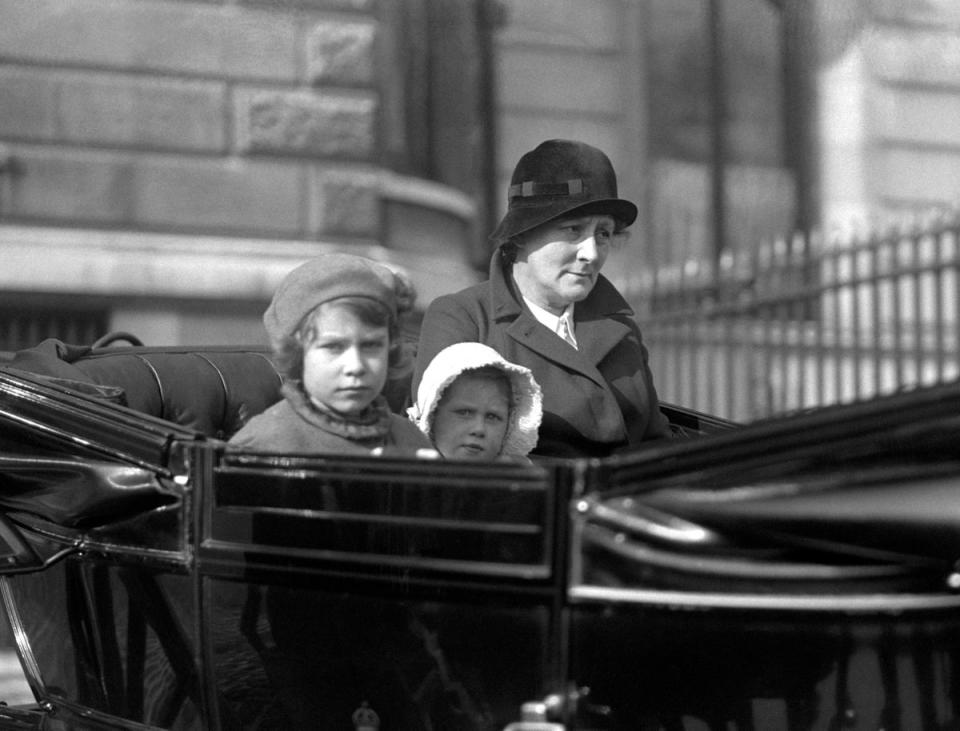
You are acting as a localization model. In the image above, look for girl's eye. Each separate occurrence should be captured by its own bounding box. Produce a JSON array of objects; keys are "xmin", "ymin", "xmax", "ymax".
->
[{"xmin": 486, "ymin": 413, "xmax": 504, "ymax": 423}]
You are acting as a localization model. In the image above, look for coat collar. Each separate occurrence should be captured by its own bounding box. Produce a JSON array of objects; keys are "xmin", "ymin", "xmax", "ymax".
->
[{"xmin": 487, "ymin": 252, "xmax": 636, "ymax": 383}]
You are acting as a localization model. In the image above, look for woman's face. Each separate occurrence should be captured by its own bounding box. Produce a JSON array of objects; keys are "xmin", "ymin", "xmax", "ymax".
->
[
  {"xmin": 512, "ymin": 214, "xmax": 619, "ymax": 314},
  {"xmin": 301, "ymin": 301, "xmax": 389, "ymax": 416},
  {"xmin": 432, "ymin": 373, "xmax": 511, "ymax": 460}
]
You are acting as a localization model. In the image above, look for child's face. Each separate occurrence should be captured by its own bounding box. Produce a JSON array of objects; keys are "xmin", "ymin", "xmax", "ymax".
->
[
  {"xmin": 301, "ymin": 301, "xmax": 389, "ymax": 416},
  {"xmin": 432, "ymin": 373, "xmax": 510, "ymax": 460}
]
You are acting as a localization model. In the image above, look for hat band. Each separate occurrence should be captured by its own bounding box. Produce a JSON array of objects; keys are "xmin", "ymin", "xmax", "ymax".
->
[{"xmin": 509, "ymin": 178, "xmax": 584, "ymax": 199}]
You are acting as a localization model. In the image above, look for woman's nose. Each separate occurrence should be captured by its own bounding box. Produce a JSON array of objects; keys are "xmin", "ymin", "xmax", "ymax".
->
[{"xmin": 577, "ymin": 236, "xmax": 600, "ymax": 261}]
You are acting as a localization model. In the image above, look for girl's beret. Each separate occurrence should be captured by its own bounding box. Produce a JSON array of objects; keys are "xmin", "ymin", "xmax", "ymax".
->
[{"xmin": 264, "ymin": 254, "xmax": 402, "ymax": 342}]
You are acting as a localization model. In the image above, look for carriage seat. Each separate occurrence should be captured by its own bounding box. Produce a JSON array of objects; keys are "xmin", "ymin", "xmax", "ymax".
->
[
  {"xmin": 6, "ymin": 339, "xmax": 284, "ymax": 440},
  {"xmin": 5, "ymin": 338, "xmax": 413, "ymax": 440}
]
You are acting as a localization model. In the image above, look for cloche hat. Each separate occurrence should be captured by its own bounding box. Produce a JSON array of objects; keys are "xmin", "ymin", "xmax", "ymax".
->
[
  {"xmin": 408, "ymin": 342, "xmax": 543, "ymax": 458},
  {"xmin": 489, "ymin": 139, "xmax": 638, "ymax": 244},
  {"xmin": 264, "ymin": 254, "xmax": 410, "ymax": 344}
]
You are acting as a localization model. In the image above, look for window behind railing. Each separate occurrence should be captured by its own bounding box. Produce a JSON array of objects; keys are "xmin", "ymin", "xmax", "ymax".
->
[
  {"xmin": 632, "ymin": 216, "xmax": 960, "ymax": 422},
  {"xmin": 0, "ymin": 295, "xmax": 109, "ymax": 352}
]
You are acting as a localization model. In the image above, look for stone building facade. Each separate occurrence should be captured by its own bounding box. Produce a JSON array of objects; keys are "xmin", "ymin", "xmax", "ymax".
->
[
  {"xmin": 1, "ymin": 0, "xmax": 958, "ymax": 349},
  {"xmin": 0, "ymin": 0, "xmax": 486, "ymax": 347}
]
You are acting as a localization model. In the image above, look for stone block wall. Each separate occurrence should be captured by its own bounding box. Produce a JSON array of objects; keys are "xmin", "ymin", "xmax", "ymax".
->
[
  {"xmin": 0, "ymin": 0, "xmax": 481, "ymax": 347},
  {"xmin": 815, "ymin": 0, "xmax": 960, "ymax": 229},
  {"xmin": 0, "ymin": 0, "xmax": 380, "ymax": 243},
  {"xmin": 870, "ymin": 1, "xmax": 960, "ymax": 214}
]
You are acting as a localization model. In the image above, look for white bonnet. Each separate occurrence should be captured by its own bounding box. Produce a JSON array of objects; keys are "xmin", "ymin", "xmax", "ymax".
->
[{"xmin": 407, "ymin": 342, "xmax": 543, "ymax": 458}]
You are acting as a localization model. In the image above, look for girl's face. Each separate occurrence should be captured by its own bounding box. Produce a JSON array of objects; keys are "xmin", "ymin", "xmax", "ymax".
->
[
  {"xmin": 301, "ymin": 301, "xmax": 389, "ymax": 416},
  {"xmin": 512, "ymin": 214, "xmax": 619, "ymax": 314},
  {"xmin": 432, "ymin": 373, "xmax": 510, "ymax": 460}
]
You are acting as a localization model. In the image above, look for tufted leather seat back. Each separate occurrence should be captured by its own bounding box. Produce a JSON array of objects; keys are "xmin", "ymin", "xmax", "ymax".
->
[
  {"xmin": 75, "ymin": 349, "xmax": 284, "ymax": 439},
  {"xmin": 6, "ymin": 341, "xmax": 284, "ymax": 440}
]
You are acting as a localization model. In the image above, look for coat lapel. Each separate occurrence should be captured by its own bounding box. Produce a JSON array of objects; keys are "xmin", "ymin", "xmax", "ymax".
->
[
  {"xmin": 576, "ymin": 310, "xmax": 632, "ymax": 365},
  {"xmin": 489, "ymin": 255, "xmax": 635, "ymax": 387},
  {"xmin": 506, "ymin": 310, "xmax": 582, "ymax": 368},
  {"xmin": 575, "ymin": 275, "xmax": 636, "ymax": 365}
]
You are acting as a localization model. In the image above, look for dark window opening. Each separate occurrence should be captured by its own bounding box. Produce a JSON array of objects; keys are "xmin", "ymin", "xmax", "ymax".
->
[
  {"xmin": 378, "ymin": 0, "xmax": 499, "ymax": 267},
  {"xmin": 0, "ymin": 295, "xmax": 109, "ymax": 352}
]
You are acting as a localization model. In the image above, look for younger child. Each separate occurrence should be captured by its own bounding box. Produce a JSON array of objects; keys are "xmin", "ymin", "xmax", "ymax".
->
[
  {"xmin": 230, "ymin": 253, "xmax": 433, "ymax": 455},
  {"xmin": 408, "ymin": 342, "xmax": 542, "ymax": 460}
]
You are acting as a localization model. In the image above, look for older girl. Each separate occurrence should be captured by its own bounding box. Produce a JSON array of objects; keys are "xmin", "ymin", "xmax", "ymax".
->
[{"xmin": 230, "ymin": 253, "xmax": 432, "ymax": 455}]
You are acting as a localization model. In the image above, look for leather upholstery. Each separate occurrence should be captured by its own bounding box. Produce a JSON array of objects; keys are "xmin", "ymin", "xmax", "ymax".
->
[{"xmin": 7, "ymin": 340, "xmax": 284, "ymax": 440}]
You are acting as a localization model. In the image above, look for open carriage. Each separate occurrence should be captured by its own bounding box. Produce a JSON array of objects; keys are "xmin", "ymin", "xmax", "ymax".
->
[{"xmin": 0, "ymin": 337, "xmax": 959, "ymax": 729}]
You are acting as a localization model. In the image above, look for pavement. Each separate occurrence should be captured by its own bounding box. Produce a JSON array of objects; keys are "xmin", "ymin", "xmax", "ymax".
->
[{"xmin": 0, "ymin": 650, "xmax": 34, "ymax": 706}]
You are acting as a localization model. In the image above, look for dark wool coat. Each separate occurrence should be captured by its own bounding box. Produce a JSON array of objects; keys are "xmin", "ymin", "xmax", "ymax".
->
[{"xmin": 413, "ymin": 254, "xmax": 672, "ymax": 458}]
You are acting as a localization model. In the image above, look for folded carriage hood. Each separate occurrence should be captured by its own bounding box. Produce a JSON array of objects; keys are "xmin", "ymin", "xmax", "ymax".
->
[
  {"xmin": 591, "ymin": 379, "xmax": 960, "ymax": 569},
  {"xmin": 0, "ymin": 367, "xmax": 185, "ymax": 528},
  {"xmin": 0, "ymin": 454, "xmax": 178, "ymax": 529}
]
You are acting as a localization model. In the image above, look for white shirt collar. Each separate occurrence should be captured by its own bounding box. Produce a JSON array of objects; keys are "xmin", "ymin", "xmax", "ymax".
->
[{"xmin": 522, "ymin": 296, "xmax": 578, "ymax": 349}]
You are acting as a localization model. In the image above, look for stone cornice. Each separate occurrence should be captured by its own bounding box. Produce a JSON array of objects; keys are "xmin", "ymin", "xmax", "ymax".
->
[{"xmin": 0, "ymin": 225, "xmax": 479, "ymax": 306}]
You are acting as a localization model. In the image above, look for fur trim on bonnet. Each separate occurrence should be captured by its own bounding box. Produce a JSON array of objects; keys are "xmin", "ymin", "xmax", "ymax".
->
[{"xmin": 408, "ymin": 342, "xmax": 543, "ymax": 458}]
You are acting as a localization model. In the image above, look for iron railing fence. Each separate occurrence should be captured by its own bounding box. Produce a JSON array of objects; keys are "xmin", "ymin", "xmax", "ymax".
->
[{"xmin": 630, "ymin": 216, "xmax": 960, "ymax": 422}]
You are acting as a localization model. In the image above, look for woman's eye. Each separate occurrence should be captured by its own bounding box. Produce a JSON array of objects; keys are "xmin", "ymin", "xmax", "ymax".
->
[{"xmin": 597, "ymin": 229, "xmax": 614, "ymax": 241}]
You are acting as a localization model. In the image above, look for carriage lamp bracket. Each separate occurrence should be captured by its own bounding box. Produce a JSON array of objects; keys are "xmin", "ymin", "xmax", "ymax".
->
[
  {"xmin": 167, "ymin": 442, "xmax": 194, "ymax": 489},
  {"xmin": 503, "ymin": 685, "xmax": 611, "ymax": 730},
  {"xmin": 946, "ymin": 561, "xmax": 960, "ymax": 591}
]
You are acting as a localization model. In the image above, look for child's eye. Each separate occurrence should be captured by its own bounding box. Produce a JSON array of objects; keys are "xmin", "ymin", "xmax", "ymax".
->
[{"xmin": 486, "ymin": 413, "xmax": 504, "ymax": 423}]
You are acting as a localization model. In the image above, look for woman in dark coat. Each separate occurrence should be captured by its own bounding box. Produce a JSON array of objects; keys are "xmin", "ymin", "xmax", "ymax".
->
[{"xmin": 413, "ymin": 138, "xmax": 672, "ymax": 458}]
